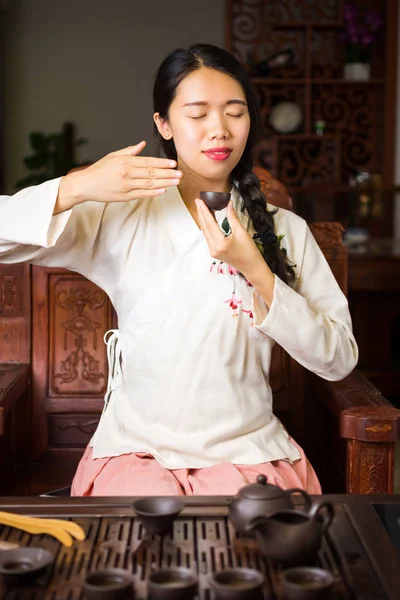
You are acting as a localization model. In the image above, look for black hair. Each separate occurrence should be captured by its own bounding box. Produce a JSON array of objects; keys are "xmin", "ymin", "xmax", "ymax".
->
[{"xmin": 152, "ymin": 43, "xmax": 295, "ymax": 285}]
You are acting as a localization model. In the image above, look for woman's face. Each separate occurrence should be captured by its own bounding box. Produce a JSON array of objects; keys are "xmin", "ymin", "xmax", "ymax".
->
[{"xmin": 155, "ymin": 67, "xmax": 251, "ymax": 187}]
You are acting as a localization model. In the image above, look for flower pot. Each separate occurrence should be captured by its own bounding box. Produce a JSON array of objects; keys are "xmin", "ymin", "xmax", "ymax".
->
[{"xmin": 344, "ymin": 62, "xmax": 370, "ymax": 81}]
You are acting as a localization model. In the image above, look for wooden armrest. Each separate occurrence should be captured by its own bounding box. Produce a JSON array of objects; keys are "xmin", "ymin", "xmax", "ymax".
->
[
  {"xmin": 306, "ymin": 368, "xmax": 396, "ymax": 421},
  {"xmin": 0, "ymin": 364, "xmax": 30, "ymax": 436},
  {"xmin": 306, "ymin": 369, "xmax": 400, "ymax": 494},
  {"xmin": 341, "ymin": 405, "xmax": 400, "ymax": 443}
]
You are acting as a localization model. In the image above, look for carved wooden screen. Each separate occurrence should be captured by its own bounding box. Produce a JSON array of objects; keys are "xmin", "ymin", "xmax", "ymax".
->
[
  {"xmin": 226, "ymin": 0, "xmax": 396, "ymax": 234},
  {"xmin": 31, "ymin": 266, "xmax": 116, "ymax": 459}
]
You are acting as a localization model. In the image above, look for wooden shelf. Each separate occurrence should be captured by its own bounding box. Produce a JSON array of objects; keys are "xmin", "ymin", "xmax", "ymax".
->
[
  {"xmin": 313, "ymin": 79, "xmax": 384, "ymax": 85},
  {"xmin": 250, "ymin": 78, "xmax": 307, "ymax": 84},
  {"xmin": 270, "ymin": 22, "xmax": 344, "ymax": 29},
  {"xmin": 230, "ymin": 0, "xmax": 396, "ymax": 237},
  {"xmin": 274, "ymin": 134, "xmax": 338, "ymax": 140},
  {"xmin": 288, "ymin": 185, "xmax": 353, "ymax": 193}
]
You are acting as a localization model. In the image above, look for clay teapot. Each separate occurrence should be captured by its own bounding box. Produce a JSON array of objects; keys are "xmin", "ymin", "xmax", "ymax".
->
[
  {"xmin": 245, "ymin": 501, "xmax": 335, "ymax": 567},
  {"xmin": 228, "ymin": 475, "xmax": 312, "ymax": 534}
]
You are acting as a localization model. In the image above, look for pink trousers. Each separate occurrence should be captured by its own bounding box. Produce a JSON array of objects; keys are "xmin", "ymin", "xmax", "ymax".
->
[{"xmin": 71, "ymin": 437, "xmax": 321, "ymax": 496}]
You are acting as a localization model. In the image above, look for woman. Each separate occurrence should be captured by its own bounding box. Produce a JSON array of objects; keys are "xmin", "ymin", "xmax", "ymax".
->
[{"xmin": 0, "ymin": 44, "xmax": 358, "ymax": 496}]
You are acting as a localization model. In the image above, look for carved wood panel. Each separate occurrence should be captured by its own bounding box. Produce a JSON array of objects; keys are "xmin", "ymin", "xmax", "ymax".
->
[
  {"xmin": 49, "ymin": 276, "xmax": 108, "ymax": 396},
  {"xmin": 0, "ymin": 265, "xmax": 24, "ymax": 317},
  {"xmin": 0, "ymin": 263, "xmax": 31, "ymax": 363},
  {"xmin": 31, "ymin": 266, "xmax": 115, "ymax": 458},
  {"xmin": 231, "ymin": 0, "xmax": 341, "ymax": 66},
  {"xmin": 347, "ymin": 440, "xmax": 392, "ymax": 494},
  {"xmin": 311, "ymin": 85, "xmax": 381, "ymax": 182},
  {"xmin": 49, "ymin": 414, "xmax": 100, "ymax": 447},
  {"xmin": 275, "ymin": 135, "xmax": 340, "ymax": 187}
]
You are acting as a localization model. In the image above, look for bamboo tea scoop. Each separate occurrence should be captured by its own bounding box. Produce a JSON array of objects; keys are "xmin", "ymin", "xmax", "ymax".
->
[{"xmin": 0, "ymin": 511, "xmax": 86, "ymax": 547}]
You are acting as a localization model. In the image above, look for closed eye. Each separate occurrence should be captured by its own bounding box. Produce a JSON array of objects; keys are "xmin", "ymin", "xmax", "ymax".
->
[{"xmin": 189, "ymin": 113, "xmax": 245, "ymax": 119}]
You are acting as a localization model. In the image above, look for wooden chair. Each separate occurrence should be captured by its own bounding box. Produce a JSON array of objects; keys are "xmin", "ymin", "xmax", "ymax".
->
[
  {"xmin": 0, "ymin": 264, "xmax": 31, "ymax": 493},
  {"xmin": 255, "ymin": 166, "xmax": 400, "ymax": 494},
  {"xmin": 253, "ymin": 165, "xmax": 294, "ymax": 211}
]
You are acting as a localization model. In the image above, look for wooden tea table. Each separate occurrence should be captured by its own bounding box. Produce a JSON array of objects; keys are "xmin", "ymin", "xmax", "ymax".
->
[{"xmin": 0, "ymin": 494, "xmax": 400, "ymax": 599}]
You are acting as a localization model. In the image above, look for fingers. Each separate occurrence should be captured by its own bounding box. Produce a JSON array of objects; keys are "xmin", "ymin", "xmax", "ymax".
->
[
  {"xmin": 112, "ymin": 141, "xmax": 147, "ymax": 156},
  {"xmin": 130, "ymin": 168, "xmax": 182, "ymax": 181},
  {"xmin": 111, "ymin": 143, "xmax": 179, "ymax": 171},
  {"xmin": 195, "ymin": 199, "xmax": 225, "ymax": 245},
  {"xmin": 130, "ymin": 177, "xmax": 180, "ymax": 190},
  {"xmin": 127, "ymin": 187, "xmax": 167, "ymax": 201},
  {"xmin": 130, "ymin": 156, "xmax": 178, "ymax": 169},
  {"xmin": 107, "ymin": 144, "xmax": 180, "ymax": 173},
  {"xmin": 111, "ymin": 144, "xmax": 179, "ymax": 175},
  {"xmin": 226, "ymin": 200, "xmax": 240, "ymax": 231}
]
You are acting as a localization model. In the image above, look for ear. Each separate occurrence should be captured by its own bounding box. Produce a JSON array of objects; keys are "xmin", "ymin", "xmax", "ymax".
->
[{"xmin": 153, "ymin": 113, "xmax": 173, "ymax": 140}]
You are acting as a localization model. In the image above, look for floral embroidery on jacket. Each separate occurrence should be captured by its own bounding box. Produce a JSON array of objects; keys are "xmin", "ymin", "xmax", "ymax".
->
[
  {"xmin": 210, "ymin": 259, "xmax": 254, "ymax": 323},
  {"xmin": 212, "ymin": 211, "xmax": 285, "ymax": 324},
  {"xmin": 225, "ymin": 292, "xmax": 242, "ymax": 310}
]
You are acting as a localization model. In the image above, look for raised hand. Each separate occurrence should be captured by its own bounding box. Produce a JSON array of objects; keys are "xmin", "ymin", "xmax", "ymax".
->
[
  {"xmin": 195, "ymin": 198, "xmax": 266, "ymax": 280},
  {"xmin": 196, "ymin": 198, "xmax": 276, "ymax": 306},
  {"xmin": 56, "ymin": 141, "xmax": 181, "ymax": 213}
]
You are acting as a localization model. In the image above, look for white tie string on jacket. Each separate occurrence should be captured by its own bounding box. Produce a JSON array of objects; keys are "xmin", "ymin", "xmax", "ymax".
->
[{"xmin": 103, "ymin": 329, "xmax": 122, "ymax": 413}]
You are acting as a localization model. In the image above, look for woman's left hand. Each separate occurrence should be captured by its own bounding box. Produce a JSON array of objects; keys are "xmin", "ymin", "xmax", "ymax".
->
[{"xmin": 195, "ymin": 198, "xmax": 269, "ymax": 281}]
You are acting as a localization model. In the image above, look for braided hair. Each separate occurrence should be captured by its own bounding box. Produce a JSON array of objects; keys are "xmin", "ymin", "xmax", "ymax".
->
[{"xmin": 153, "ymin": 43, "xmax": 295, "ymax": 286}]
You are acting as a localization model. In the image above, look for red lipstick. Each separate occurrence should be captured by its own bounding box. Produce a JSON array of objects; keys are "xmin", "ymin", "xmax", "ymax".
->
[{"xmin": 203, "ymin": 147, "xmax": 232, "ymax": 161}]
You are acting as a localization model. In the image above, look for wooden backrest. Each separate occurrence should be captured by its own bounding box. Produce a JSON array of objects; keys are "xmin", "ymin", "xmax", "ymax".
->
[
  {"xmin": 252, "ymin": 166, "xmax": 348, "ymax": 445},
  {"xmin": 253, "ymin": 165, "xmax": 294, "ymax": 211},
  {"xmin": 0, "ymin": 264, "xmax": 31, "ymax": 364}
]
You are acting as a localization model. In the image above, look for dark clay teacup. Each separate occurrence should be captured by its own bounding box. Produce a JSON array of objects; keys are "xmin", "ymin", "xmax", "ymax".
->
[
  {"xmin": 83, "ymin": 568, "xmax": 134, "ymax": 600},
  {"xmin": 199, "ymin": 191, "xmax": 231, "ymax": 211},
  {"xmin": 246, "ymin": 501, "xmax": 335, "ymax": 567},
  {"xmin": 281, "ymin": 566, "xmax": 335, "ymax": 600},
  {"xmin": 132, "ymin": 496, "xmax": 184, "ymax": 536},
  {"xmin": 210, "ymin": 568, "xmax": 265, "ymax": 600},
  {"xmin": 148, "ymin": 567, "xmax": 197, "ymax": 600},
  {"xmin": 0, "ymin": 546, "xmax": 54, "ymax": 585}
]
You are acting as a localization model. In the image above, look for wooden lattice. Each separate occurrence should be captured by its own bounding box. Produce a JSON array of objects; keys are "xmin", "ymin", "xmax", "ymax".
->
[{"xmin": 227, "ymin": 0, "xmax": 388, "ymax": 192}]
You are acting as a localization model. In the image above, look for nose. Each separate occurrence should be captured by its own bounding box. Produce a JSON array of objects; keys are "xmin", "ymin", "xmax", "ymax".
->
[{"xmin": 208, "ymin": 114, "xmax": 230, "ymax": 140}]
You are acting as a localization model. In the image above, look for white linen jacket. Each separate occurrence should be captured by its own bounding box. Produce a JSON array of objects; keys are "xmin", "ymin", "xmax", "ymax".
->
[{"xmin": 0, "ymin": 179, "xmax": 358, "ymax": 468}]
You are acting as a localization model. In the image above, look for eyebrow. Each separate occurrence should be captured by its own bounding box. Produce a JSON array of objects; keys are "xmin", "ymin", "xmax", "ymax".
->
[{"xmin": 182, "ymin": 99, "xmax": 248, "ymax": 107}]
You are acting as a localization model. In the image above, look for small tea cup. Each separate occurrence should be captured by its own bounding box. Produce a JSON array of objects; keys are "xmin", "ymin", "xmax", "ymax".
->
[
  {"xmin": 199, "ymin": 191, "xmax": 231, "ymax": 211},
  {"xmin": 210, "ymin": 567, "xmax": 265, "ymax": 599},
  {"xmin": 148, "ymin": 567, "xmax": 197, "ymax": 600},
  {"xmin": 0, "ymin": 547, "xmax": 54, "ymax": 585},
  {"xmin": 281, "ymin": 566, "xmax": 335, "ymax": 600},
  {"xmin": 83, "ymin": 568, "xmax": 134, "ymax": 600},
  {"xmin": 132, "ymin": 496, "xmax": 184, "ymax": 536}
]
